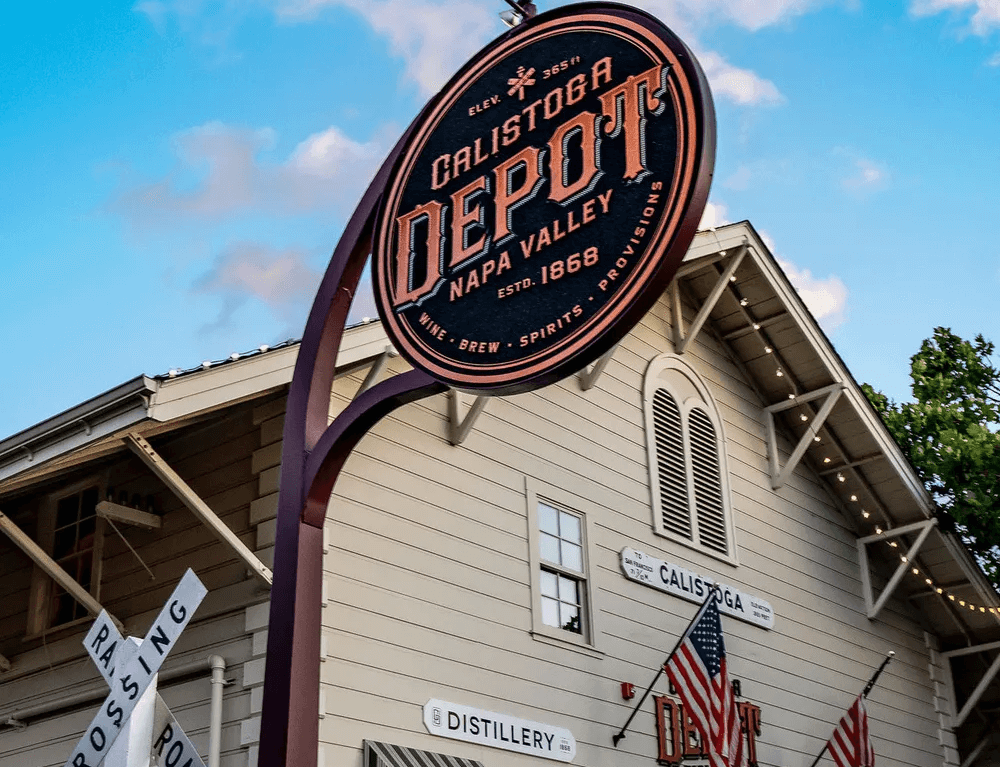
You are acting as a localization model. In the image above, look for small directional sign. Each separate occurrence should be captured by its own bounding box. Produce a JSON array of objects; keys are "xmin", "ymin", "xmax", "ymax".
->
[{"xmin": 66, "ymin": 569, "xmax": 207, "ymax": 767}]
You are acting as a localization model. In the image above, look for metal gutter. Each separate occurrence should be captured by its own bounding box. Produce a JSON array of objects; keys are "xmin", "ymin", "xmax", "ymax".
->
[{"xmin": 0, "ymin": 376, "xmax": 158, "ymax": 484}]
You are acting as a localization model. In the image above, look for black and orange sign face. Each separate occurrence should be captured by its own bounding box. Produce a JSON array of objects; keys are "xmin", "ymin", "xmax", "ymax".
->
[{"xmin": 373, "ymin": 3, "xmax": 714, "ymax": 393}]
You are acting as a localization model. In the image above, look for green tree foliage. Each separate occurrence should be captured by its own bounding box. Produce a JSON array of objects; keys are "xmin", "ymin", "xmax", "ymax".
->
[{"xmin": 863, "ymin": 328, "xmax": 1000, "ymax": 584}]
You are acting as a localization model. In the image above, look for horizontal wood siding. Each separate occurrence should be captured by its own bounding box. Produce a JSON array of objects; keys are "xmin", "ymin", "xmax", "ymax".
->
[
  {"xmin": 0, "ymin": 400, "xmax": 273, "ymax": 767},
  {"xmin": 317, "ymin": 291, "xmax": 946, "ymax": 767}
]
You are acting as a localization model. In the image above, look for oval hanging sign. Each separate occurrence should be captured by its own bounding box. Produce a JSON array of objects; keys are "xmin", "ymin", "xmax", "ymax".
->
[{"xmin": 372, "ymin": 3, "xmax": 715, "ymax": 394}]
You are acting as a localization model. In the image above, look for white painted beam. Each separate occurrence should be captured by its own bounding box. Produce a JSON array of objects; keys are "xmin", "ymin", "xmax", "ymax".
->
[
  {"xmin": 944, "ymin": 640, "xmax": 1000, "ymax": 659},
  {"xmin": 579, "ymin": 344, "xmax": 619, "ymax": 391},
  {"xmin": 0, "ymin": 510, "xmax": 118, "ymax": 628},
  {"xmin": 859, "ymin": 518, "xmax": 937, "ymax": 620},
  {"xmin": 960, "ymin": 732, "xmax": 990, "ymax": 767},
  {"xmin": 126, "ymin": 434, "xmax": 273, "ymax": 586},
  {"xmin": 818, "ymin": 453, "xmax": 884, "ymax": 476},
  {"xmin": 355, "ymin": 345, "xmax": 397, "ymax": 397},
  {"xmin": 955, "ymin": 650, "xmax": 1000, "ymax": 727},
  {"xmin": 675, "ymin": 246, "xmax": 747, "ymax": 355},
  {"xmin": 765, "ymin": 383, "xmax": 844, "ymax": 414},
  {"xmin": 767, "ymin": 386, "xmax": 844, "ymax": 489},
  {"xmin": 448, "ymin": 390, "xmax": 489, "ymax": 446}
]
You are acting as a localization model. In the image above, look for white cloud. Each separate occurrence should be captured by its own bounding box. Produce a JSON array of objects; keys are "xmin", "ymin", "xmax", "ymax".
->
[
  {"xmin": 698, "ymin": 51, "xmax": 785, "ymax": 105},
  {"xmin": 633, "ymin": 0, "xmax": 828, "ymax": 33},
  {"xmin": 987, "ymin": 51, "xmax": 1000, "ymax": 64},
  {"xmin": 195, "ymin": 242, "xmax": 322, "ymax": 331},
  {"xmin": 778, "ymin": 257, "xmax": 849, "ymax": 330},
  {"xmin": 138, "ymin": 0, "xmax": 796, "ymax": 105},
  {"xmin": 841, "ymin": 156, "xmax": 890, "ymax": 192},
  {"xmin": 114, "ymin": 122, "xmax": 383, "ymax": 225},
  {"xmin": 269, "ymin": 0, "xmax": 499, "ymax": 95},
  {"xmin": 911, "ymin": 0, "xmax": 1000, "ymax": 35},
  {"xmin": 698, "ymin": 200, "xmax": 731, "ymax": 230}
]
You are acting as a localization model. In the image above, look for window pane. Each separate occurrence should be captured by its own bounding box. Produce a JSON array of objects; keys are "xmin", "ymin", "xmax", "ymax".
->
[
  {"xmin": 56, "ymin": 496, "xmax": 78, "ymax": 529},
  {"xmin": 561, "ymin": 541, "xmax": 583, "ymax": 573},
  {"xmin": 540, "ymin": 569, "xmax": 558, "ymax": 598},
  {"xmin": 559, "ymin": 603, "xmax": 581, "ymax": 633},
  {"xmin": 81, "ymin": 487, "xmax": 99, "ymax": 518},
  {"xmin": 539, "ymin": 532, "xmax": 560, "ymax": 564},
  {"xmin": 541, "ymin": 597, "xmax": 560, "ymax": 628},
  {"xmin": 558, "ymin": 574, "xmax": 579, "ymax": 604},
  {"xmin": 538, "ymin": 503, "xmax": 559, "ymax": 535},
  {"xmin": 53, "ymin": 526, "xmax": 76, "ymax": 559},
  {"xmin": 560, "ymin": 512, "xmax": 581, "ymax": 544},
  {"xmin": 79, "ymin": 514, "xmax": 96, "ymax": 540}
]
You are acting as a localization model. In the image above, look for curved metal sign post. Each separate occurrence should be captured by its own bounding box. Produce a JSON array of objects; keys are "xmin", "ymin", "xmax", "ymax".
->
[{"xmin": 260, "ymin": 4, "xmax": 715, "ymax": 765}]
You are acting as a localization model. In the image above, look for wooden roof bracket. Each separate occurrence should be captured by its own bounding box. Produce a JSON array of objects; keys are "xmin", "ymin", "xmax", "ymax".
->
[
  {"xmin": 672, "ymin": 245, "xmax": 747, "ymax": 355},
  {"xmin": 355, "ymin": 345, "xmax": 398, "ymax": 398},
  {"xmin": 764, "ymin": 383, "xmax": 844, "ymax": 490},
  {"xmin": 0, "ymin": 654, "xmax": 9, "ymax": 673},
  {"xmin": 448, "ymin": 390, "xmax": 489, "ymax": 446},
  {"xmin": 0, "ymin": 509, "xmax": 122, "ymax": 631},
  {"xmin": 943, "ymin": 641, "xmax": 1000, "ymax": 728},
  {"xmin": 579, "ymin": 343, "xmax": 619, "ymax": 391},
  {"xmin": 125, "ymin": 433, "xmax": 273, "ymax": 586},
  {"xmin": 960, "ymin": 731, "xmax": 991, "ymax": 767},
  {"xmin": 857, "ymin": 517, "xmax": 937, "ymax": 620}
]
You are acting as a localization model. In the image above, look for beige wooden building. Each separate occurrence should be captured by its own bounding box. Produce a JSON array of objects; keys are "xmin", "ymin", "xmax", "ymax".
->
[{"xmin": 2, "ymin": 220, "xmax": 999, "ymax": 767}]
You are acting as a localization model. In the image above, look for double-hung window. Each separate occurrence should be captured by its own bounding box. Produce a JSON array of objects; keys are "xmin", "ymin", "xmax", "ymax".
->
[{"xmin": 526, "ymin": 478, "xmax": 598, "ymax": 648}]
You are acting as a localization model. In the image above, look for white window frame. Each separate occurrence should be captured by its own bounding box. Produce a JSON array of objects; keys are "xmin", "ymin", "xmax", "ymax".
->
[
  {"xmin": 26, "ymin": 476, "xmax": 107, "ymax": 636},
  {"xmin": 525, "ymin": 477, "xmax": 600, "ymax": 650},
  {"xmin": 643, "ymin": 354, "xmax": 738, "ymax": 565}
]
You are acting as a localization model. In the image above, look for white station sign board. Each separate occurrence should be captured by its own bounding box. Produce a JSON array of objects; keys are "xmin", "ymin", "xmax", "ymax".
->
[
  {"xmin": 66, "ymin": 569, "xmax": 208, "ymax": 767},
  {"xmin": 620, "ymin": 547, "xmax": 775, "ymax": 630},
  {"xmin": 424, "ymin": 699, "xmax": 576, "ymax": 762}
]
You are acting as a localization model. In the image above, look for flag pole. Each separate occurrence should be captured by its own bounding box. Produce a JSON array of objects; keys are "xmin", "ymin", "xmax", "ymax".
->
[
  {"xmin": 806, "ymin": 651, "xmax": 895, "ymax": 767},
  {"xmin": 612, "ymin": 585, "xmax": 722, "ymax": 747}
]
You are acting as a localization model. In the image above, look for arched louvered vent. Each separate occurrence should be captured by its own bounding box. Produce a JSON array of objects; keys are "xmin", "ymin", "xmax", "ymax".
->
[
  {"xmin": 689, "ymin": 408, "xmax": 727, "ymax": 555},
  {"xmin": 653, "ymin": 389, "xmax": 690, "ymax": 540}
]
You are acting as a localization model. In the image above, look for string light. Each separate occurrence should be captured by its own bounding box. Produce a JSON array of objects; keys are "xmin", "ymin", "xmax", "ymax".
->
[{"xmin": 729, "ymin": 285, "xmax": 1000, "ymax": 616}]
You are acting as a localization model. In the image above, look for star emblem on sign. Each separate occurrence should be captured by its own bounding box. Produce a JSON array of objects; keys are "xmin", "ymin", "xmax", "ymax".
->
[{"xmin": 507, "ymin": 65, "xmax": 536, "ymax": 100}]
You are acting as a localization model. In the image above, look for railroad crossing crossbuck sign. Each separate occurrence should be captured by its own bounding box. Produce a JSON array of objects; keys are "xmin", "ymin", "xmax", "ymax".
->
[{"xmin": 65, "ymin": 569, "xmax": 208, "ymax": 767}]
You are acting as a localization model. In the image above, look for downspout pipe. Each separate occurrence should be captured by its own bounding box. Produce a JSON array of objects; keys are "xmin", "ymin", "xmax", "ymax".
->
[{"xmin": 208, "ymin": 654, "xmax": 227, "ymax": 767}]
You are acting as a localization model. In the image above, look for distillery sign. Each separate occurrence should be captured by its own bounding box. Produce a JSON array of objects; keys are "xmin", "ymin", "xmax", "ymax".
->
[
  {"xmin": 424, "ymin": 699, "xmax": 576, "ymax": 762},
  {"xmin": 373, "ymin": 4, "xmax": 715, "ymax": 394}
]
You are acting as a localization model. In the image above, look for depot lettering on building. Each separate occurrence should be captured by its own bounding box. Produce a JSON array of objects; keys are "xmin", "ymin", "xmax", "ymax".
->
[
  {"xmin": 655, "ymin": 694, "xmax": 762, "ymax": 766},
  {"xmin": 372, "ymin": 7, "xmax": 714, "ymax": 393}
]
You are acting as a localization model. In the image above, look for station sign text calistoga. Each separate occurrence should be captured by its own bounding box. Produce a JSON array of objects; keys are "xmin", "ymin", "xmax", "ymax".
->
[
  {"xmin": 620, "ymin": 547, "xmax": 775, "ymax": 629},
  {"xmin": 372, "ymin": 5, "xmax": 715, "ymax": 394}
]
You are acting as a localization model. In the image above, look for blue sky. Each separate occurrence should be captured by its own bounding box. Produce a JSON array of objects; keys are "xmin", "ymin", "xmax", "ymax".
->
[{"xmin": 2, "ymin": 0, "xmax": 999, "ymax": 439}]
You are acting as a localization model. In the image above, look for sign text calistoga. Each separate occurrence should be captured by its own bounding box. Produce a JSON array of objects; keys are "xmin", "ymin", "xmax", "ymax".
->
[{"xmin": 620, "ymin": 547, "xmax": 774, "ymax": 629}]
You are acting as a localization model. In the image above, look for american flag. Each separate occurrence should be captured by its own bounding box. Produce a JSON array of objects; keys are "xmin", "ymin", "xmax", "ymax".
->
[
  {"xmin": 664, "ymin": 598, "xmax": 745, "ymax": 767},
  {"xmin": 827, "ymin": 694, "xmax": 875, "ymax": 767}
]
